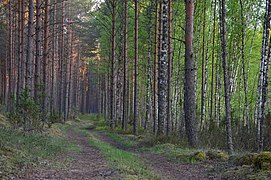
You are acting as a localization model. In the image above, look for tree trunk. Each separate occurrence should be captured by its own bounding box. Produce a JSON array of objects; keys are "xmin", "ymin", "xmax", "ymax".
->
[
  {"xmin": 153, "ymin": 0, "xmax": 159, "ymax": 134},
  {"xmin": 240, "ymin": 0, "xmax": 249, "ymax": 129},
  {"xmin": 210, "ymin": 0, "xmax": 217, "ymax": 126},
  {"xmin": 26, "ymin": 0, "xmax": 34, "ymax": 96},
  {"xmin": 34, "ymin": 0, "xmax": 41, "ymax": 101},
  {"xmin": 166, "ymin": 0, "xmax": 172, "ymax": 135},
  {"xmin": 184, "ymin": 0, "xmax": 198, "ymax": 147},
  {"xmin": 220, "ymin": 0, "xmax": 234, "ymax": 154},
  {"xmin": 122, "ymin": 0, "xmax": 128, "ymax": 131},
  {"xmin": 257, "ymin": 0, "xmax": 271, "ymax": 152},
  {"xmin": 111, "ymin": 0, "xmax": 116, "ymax": 129},
  {"xmin": 145, "ymin": 0, "xmax": 153, "ymax": 130},
  {"xmin": 133, "ymin": 0, "xmax": 139, "ymax": 135},
  {"xmin": 200, "ymin": 0, "xmax": 207, "ymax": 131}
]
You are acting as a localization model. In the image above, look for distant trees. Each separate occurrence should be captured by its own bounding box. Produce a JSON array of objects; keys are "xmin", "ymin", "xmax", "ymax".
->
[{"xmin": 0, "ymin": 0, "xmax": 99, "ymax": 128}]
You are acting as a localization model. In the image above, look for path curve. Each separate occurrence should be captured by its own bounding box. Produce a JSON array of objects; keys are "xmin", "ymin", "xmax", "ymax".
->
[{"xmin": 96, "ymin": 131, "xmax": 219, "ymax": 180}]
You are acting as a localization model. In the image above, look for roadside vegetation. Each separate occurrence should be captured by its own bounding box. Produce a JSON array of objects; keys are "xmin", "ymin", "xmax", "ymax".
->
[
  {"xmin": 85, "ymin": 114, "xmax": 271, "ymax": 179},
  {"xmin": 0, "ymin": 116, "xmax": 80, "ymax": 179}
]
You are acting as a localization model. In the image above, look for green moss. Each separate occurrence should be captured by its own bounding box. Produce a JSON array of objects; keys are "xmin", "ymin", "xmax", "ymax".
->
[
  {"xmin": 237, "ymin": 153, "xmax": 258, "ymax": 166},
  {"xmin": 206, "ymin": 150, "xmax": 229, "ymax": 161},
  {"xmin": 194, "ymin": 151, "xmax": 206, "ymax": 161},
  {"xmin": 254, "ymin": 151, "xmax": 271, "ymax": 170}
]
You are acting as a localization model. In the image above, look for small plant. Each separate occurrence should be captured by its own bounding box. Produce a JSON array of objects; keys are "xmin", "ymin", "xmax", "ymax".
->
[
  {"xmin": 8, "ymin": 89, "xmax": 41, "ymax": 132},
  {"xmin": 48, "ymin": 111, "xmax": 63, "ymax": 126}
]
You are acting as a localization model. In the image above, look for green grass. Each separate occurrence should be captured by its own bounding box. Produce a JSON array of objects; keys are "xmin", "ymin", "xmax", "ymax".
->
[
  {"xmin": 89, "ymin": 134, "xmax": 159, "ymax": 179},
  {"xmin": 0, "ymin": 126, "xmax": 80, "ymax": 179},
  {"xmin": 75, "ymin": 127, "xmax": 159, "ymax": 179},
  {"xmin": 104, "ymin": 132, "xmax": 138, "ymax": 148}
]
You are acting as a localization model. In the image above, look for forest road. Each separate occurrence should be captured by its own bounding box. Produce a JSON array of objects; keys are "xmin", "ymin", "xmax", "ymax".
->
[
  {"xmin": 95, "ymin": 131, "xmax": 220, "ymax": 180},
  {"xmin": 18, "ymin": 129, "xmax": 116, "ymax": 180}
]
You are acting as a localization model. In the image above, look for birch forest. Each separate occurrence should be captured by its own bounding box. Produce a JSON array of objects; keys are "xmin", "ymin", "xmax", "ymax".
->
[{"xmin": 2, "ymin": 0, "xmax": 271, "ymax": 179}]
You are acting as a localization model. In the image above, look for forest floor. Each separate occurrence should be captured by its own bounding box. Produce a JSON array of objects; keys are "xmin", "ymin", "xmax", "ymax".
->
[
  {"xmin": 19, "ymin": 125, "xmax": 215, "ymax": 179},
  {"xmin": 2, "ymin": 114, "xmax": 271, "ymax": 179},
  {"xmin": 96, "ymin": 131, "xmax": 217, "ymax": 179}
]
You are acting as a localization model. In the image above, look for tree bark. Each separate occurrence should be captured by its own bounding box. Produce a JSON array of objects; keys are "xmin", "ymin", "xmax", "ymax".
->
[
  {"xmin": 157, "ymin": 0, "xmax": 168, "ymax": 136},
  {"xmin": 122, "ymin": 0, "xmax": 128, "ymax": 131},
  {"xmin": 110, "ymin": 0, "xmax": 116, "ymax": 129},
  {"xmin": 220, "ymin": 0, "xmax": 234, "ymax": 154},
  {"xmin": 35, "ymin": 0, "xmax": 41, "ymax": 101},
  {"xmin": 184, "ymin": 0, "xmax": 198, "ymax": 147},
  {"xmin": 26, "ymin": 0, "xmax": 34, "ymax": 96},
  {"xmin": 133, "ymin": 0, "xmax": 139, "ymax": 135},
  {"xmin": 166, "ymin": 0, "xmax": 172, "ymax": 135},
  {"xmin": 145, "ymin": 0, "xmax": 153, "ymax": 130}
]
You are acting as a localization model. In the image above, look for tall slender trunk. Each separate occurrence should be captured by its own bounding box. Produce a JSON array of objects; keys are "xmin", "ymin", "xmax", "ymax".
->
[
  {"xmin": 111, "ymin": 0, "xmax": 116, "ymax": 129},
  {"xmin": 26, "ymin": 0, "xmax": 34, "ymax": 96},
  {"xmin": 157, "ymin": 0, "xmax": 168, "ymax": 135},
  {"xmin": 257, "ymin": 0, "xmax": 271, "ymax": 152},
  {"xmin": 210, "ymin": 0, "xmax": 217, "ymax": 126},
  {"xmin": 43, "ymin": 0, "xmax": 49, "ymax": 119},
  {"xmin": 145, "ymin": 0, "xmax": 153, "ymax": 130},
  {"xmin": 240, "ymin": 0, "xmax": 249, "ymax": 129},
  {"xmin": 35, "ymin": 0, "xmax": 41, "ymax": 101},
  {"xmin": 200, "ymin": 0, "xmax": 207, "ymax": 130},
  {"xmin": 17, "ymin": 0, "xmax": 24, "ymax": 99},
  {"xmin": 184, "ymin": 0, "xmax": 198, "ymax": 147},
  {"xmin": 59, "ymin": 0, "xmax": 65, "ymax": 115},
  {"xmin": 122, "ymin": 0, "xmax": 128, "ymax": 131},
  {"xmin": 133, "ymin": 0, "xmax": 139, "ymax": 135},
  {"xmin": 166, "ymin": 0, "xmax": 172, "ymax": 135},
  {"xmin": 220, "ymin": 0, "xmax": 234, "ymax": 154},
  {"xmin": 153, "ymin": 0, "xmax": 159, "ymax": 134},
  {"xmin": 116, "ymin": 1, "xmax": 124, "ymax": 126},
  {"xmin": 51, "ymin": 0, "xmax": 57, "ymax": 112}
]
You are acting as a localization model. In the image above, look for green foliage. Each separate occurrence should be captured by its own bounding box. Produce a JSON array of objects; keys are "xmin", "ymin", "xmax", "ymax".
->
[
  {"xmin": 8, "ymin": 89, "xmax": 41, "ymax": 131},
  {"xmin": 48, "ymin": 111, "xmax": 63, "ymax": 127}
]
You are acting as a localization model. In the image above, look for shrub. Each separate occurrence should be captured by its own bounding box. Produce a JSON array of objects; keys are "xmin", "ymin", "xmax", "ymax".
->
[{"xmin": 8, "ymin": 89, "xmax": 42, "ymax": 131}]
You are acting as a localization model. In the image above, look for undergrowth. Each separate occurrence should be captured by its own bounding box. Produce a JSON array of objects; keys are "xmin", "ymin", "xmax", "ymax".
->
[
  {"xmin": 0, "ymin": 123, "xmax": 80, "ymax": 179},
  {"xmin": 84, "ymin": 114, "xmax": 271, "ymax": 179}
]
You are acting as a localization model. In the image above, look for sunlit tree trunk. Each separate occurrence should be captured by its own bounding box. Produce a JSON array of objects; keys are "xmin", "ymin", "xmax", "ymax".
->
[
  {"xmin": 26, "ymin": 0, "xmax": 34, "ymax": 96},
  {"xmin": 184, "ymin": 0, "xmax": 198, "ymax": 147}
]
